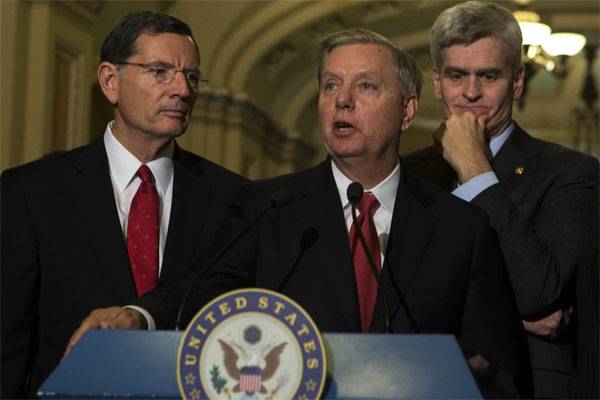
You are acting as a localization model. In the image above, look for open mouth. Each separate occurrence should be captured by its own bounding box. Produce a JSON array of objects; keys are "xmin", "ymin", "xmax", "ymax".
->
[{"xmin": 334, "ymin": 121, "xmax": 355, "ymax": 132}]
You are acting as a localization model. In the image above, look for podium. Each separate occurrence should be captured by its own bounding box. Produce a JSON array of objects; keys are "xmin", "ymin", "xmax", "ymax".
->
[{"xmin": 38, "ymin": 330, "xmax": 481, "ymax": 399}]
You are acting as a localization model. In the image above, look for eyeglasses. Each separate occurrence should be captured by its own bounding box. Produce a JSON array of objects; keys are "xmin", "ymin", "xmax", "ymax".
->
[{"xmin": 115, "ymin": 61, "xmax": 208, "ymax": 91}]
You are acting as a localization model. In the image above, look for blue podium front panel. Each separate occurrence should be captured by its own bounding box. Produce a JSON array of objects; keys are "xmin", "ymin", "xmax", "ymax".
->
[
  {"xmin": 38, "ymin": 330, "xmax": 480, "ymax": 399},
  {"xmin": 39, "ymin": 330, "xmax": 180, "ymax": 399},
  {"xmin": 323, "ymin": 333, "xmax": 480, "ymax": 399}
]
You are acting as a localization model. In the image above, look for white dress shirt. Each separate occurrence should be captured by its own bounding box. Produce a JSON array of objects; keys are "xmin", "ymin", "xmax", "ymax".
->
[
  {"xmin": 103, "ymin": 122, "xmax": 174, "ymax": 273},
  {"xmin": 331, "ymin": 159, "xmax": 400, "ymax": 265},
  {"xmin": 104, "ymin": 122, "xmax": 174, "ymax": 330}
]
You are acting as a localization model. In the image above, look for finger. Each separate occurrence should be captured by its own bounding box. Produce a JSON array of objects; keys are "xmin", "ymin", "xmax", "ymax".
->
[
  {"xmin": 116, "ymin": 309, "xmax": 146, "ymax": 329},
  {"xmin": 99, "ymin": 320, "xmax": 113, "ymax": 329},
  {"xmin": 476, "ymin": 115, "xmax": 487, "ymax": 133},
  {"xmin": 552, "ymin": 313, "xmax": 562, "ymax": 322},
  {"xmin": 63, "ymin": 309, "xmax": 113, "ymax": 358},
  {"xmin": 64, "ymin": 325, "xmax": 88, "ymax": 358},
  {"xmin": 115, "ymin": 310, "xmax": 135, "ymax": 329}
]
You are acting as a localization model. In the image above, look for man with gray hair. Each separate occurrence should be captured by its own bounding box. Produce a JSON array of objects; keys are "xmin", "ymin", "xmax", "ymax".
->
[
  {"xmin": 406, "ymin": 1, "xmax": 599, "ymax": 398},
  {"xmin": 70, "ymin": 28, "xmax": 526, "ymax": 396}
]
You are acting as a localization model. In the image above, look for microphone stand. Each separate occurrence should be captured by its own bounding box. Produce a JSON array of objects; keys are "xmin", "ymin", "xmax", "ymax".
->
[{"xmin": 175, "ymin": 188, "xmax": 292, "ymax": 330}]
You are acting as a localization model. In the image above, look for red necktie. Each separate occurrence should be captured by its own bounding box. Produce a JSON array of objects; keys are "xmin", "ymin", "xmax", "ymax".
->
[
  {"xmin": 127, "ymin": 165, "xmax": 159, "ymax": 297},
  {"xmin": 348, "ymin": 192, "xmax": 382, "ymax": 332}
]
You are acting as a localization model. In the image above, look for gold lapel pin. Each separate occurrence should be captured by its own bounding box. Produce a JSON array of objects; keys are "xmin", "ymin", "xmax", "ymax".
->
[{"xmin": 515, "ymin": 166, "xmax": 524, "ymax": 175}]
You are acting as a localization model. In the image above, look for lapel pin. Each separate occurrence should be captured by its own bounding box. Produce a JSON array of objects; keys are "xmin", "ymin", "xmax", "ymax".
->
[{"xmin": 515, "ymin": 166, "xmax": 524, "ymax": 175}]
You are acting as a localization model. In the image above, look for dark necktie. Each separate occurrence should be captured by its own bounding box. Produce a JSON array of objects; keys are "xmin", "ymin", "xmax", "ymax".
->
[
  {"xmin": 348, "ymin": 192, "xmax": 382, "ymax": 332},
  {"xmin": 127, "ymin": 165, "xmax": 159, "ymax": 297}
]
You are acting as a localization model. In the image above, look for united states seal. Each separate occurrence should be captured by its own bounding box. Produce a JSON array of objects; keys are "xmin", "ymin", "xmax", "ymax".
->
[{"xmin": 177, "ymin": 288, "xmax": 326, "ymax": 400}]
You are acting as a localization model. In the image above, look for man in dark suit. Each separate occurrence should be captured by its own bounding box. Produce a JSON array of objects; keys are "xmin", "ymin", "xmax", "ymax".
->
[
  {"xmin": 70, "ymin": 28, "xmax": 529, "ymax": 397},
  {"xmin": 1, "ymin": 11, "xmax": 244, "ymax": 398},
  {"xmin": 403, "ymin": 2, "xmax": 599, "ymax": 398}
]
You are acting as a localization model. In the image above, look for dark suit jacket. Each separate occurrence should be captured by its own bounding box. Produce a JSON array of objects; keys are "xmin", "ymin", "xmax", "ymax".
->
[
  {"xmin": 573, "ymin": 247, "xmax": 599, "ymax": 398},
  {"xmin": 1, "ymin": 136, "xmax": 245, "ymax": 397},
  {"xmin": 140, "ymin": 159, "xmax": 529, "ymax": 394},
  {"xmin": 404, "ymin": 125, "xmax": 599, "ymax": 396}
]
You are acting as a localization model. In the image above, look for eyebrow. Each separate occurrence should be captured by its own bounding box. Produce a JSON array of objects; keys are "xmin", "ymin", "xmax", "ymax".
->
[
  {"xmin": 444, "ymin": 66, "xmax": 502, "ymax": 75},
  {"xmin": 352, "ymin": 71, "xmax": 380, "ymax": 81},
  {"xmin": 320, "ymin": 70, "xmax": 380, "ymax": 81},
  {"xmin": 145, "ymin": 60, "xmax": 200, "ymax": 72}
]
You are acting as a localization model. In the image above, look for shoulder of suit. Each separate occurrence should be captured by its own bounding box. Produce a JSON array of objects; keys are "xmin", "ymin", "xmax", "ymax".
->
[
  {"xmin": 517, "ymin": 128, "xmax": 598, "ymax": 171},
  {"xmin": 232, "ymin": 163, "xmax": 324, "ymax": 205},
  {"xmin": 247, "ymin": 163, "xmax": 323, "ymax": 189},
  {"xmin": 403, "ymin": 145, "xmax": 438, "ymax": 164},
  {"xmin": 174, "ymin": 146, "xmax": 248, "ymax": 184},
  {"xmin": 1, "ymin": 141, "xmax": 92, "ymax": 182}
]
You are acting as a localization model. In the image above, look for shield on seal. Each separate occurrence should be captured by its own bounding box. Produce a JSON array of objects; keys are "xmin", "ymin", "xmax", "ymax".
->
[{"xmin": 239, "ymin": 366, "xmax": 262, "ymax": 393}]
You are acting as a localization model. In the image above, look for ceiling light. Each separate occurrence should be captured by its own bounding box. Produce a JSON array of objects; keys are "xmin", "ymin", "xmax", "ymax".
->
[
  {"xmin": 519, "ymin": 21, "xmax": 552, "ymax": 45},
  {"xmin": 542, "ymin": 33, "xmax": 587, "ymax": 57}
]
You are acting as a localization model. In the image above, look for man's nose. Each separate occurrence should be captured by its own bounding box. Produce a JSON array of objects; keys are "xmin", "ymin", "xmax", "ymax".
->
[
  {"xmin": 170, "ymin": 71, "xmax": 192, "ymax": 98},
  {"xmin": 463, "ymin": 75, "xmax": 482, "ymax": 101},
  {"xmin": 335, "ymin": 86, "xmax": 354, "ymax": 110}
]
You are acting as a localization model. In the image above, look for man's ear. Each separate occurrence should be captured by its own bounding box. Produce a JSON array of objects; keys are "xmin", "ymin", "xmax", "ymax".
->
[
  {"xmin": 98, "ymin": 62, "xmax": 120, "ymax": 105},
  {"xmin": 401, "ymin": 96, "xmax": 419, "ymax": 131},
  {"xmin": 432, "ymin": 68, "xmax": 442, "ymax": 100},
  {"xmin": 513, "ymin": 64, "xmax": 525, "ymax": 101}
]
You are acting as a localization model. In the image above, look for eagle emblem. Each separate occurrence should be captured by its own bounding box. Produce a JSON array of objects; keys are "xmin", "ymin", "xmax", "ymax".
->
[{"xmin": 218, "ymin": 338, "xmax": 287, "ymax": 395}]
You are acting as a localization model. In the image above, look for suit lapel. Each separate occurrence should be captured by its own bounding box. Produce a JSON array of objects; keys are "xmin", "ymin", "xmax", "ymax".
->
[
  {"xmin": 384, "ymin": 167, "xmax": 439, "ymax": 323},
  {"xmin": 160, "ymin": 146, "xmax": 210, "ymax": 281},
  {"xmin": 68, "ymin": 137, "xmax": 137, "ymax": 303},
  {"xmin": 492, "ymin": 125, "xmax": 541, "ymax": 192},
  {"xmin": 289, "ymin": 161, "xmax": 360, "ymax": 330}
]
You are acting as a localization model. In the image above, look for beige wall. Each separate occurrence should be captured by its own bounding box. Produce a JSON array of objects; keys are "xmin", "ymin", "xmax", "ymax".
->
[
  {"xmin": 2, "ymin": 0, "xmax": 598, "ymax": 174},
  {"xmin": 1, "ymin": 1, "xmax": 96, "ymax": 170}
]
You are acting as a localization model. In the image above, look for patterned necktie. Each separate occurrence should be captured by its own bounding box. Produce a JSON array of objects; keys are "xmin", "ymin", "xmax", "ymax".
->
[
  {"xmin": 348, "ymin": 192, "xmax": 382, "ymax": 332},
  {"xmin": 127, "ymin": 165, "xmax": 159, "ymax": 297}
]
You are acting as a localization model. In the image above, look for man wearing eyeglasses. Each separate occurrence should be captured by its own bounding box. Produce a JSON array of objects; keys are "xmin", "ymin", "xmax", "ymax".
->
[{"xmin": 1, "ymin": 11, "xmax": 244, "ymax": 398}]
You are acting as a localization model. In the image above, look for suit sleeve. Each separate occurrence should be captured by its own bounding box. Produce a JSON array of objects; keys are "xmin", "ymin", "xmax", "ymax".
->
[
  {"xmin": 1, "ymin": 171, "xmax": 39, "ymax": 397},
  {"xmin": 460, "ymin": 214, "xmax": 532, "ymax": 397},
  {"xmin": 472, "ymin": 156, "xmax": 599, "ymax": 317}
]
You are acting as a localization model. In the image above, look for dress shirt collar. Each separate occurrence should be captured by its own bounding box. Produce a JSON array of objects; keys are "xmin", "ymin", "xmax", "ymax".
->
[
  {"xmin": 490, "ymin": 122, "xmax": 514, "ymax": 158},
  {"xmin": 331, "ymin": 159, "xmax": 400, "ymax": 214},
  {"xmin": 103, "ymin": 121, "xmax": 174, "ymax": 196}
]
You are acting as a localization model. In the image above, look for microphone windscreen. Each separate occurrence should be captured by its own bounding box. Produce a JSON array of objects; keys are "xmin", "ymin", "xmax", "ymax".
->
[
  {"xmin": 270, "ymin": 187, "xmax": 293, "ymax": 207},
  {"xmin": 347, "ymin": 182, "xmax": 364, "ymax": 205}
]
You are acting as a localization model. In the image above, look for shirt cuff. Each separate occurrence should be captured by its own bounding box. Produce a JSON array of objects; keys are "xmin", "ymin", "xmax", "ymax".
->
[
  {"xmin": 452, "ymin": 171, "xmax": 499, "ymax": 202},
  {"xmin": 124, "ymin": 305, "xmax": 156, "ymax": 330}
]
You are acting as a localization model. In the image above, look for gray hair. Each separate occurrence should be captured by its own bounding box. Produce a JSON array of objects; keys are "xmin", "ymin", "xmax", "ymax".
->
[
  {"xmin": 316, "ymin": 28, "xmax": 423, "ymax": 99},
  {"xmin": 430, "ymin": 1, "xmax": 522, "ymax": 72}
]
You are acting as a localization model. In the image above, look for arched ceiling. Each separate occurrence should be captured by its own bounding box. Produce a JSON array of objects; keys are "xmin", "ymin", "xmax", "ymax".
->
[{"xmin": 107, "ymin": 0, "xmax": 599, "ymax": 157}]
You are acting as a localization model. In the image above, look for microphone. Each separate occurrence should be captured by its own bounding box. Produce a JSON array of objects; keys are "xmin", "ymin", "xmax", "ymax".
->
[
  {"xmin": 347, "ymin": 182, "xmax": 391, "ymax": 333},
  {"xmin": 175, "ymin": 187, "xmax": 293, "ymax": 330},
  {"xmin": 347, "ymin": 181, "xmax": 363, "ymax": 205}
]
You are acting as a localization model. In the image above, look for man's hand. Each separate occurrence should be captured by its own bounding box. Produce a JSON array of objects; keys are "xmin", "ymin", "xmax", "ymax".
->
[
  {"xmin": 522, "ymin": 309, "xmax": 563, "ymax": 337},
  {"xmin": 468, "ymin": 354, "xmax": 492, "ymax": 373},
  {"xmin": 64, "ymin": 307, "xmax": 146, "ymax": 357},
  {"xmin": 434, "ymin": 112, "xmax": 492, "ymax": 183}
]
